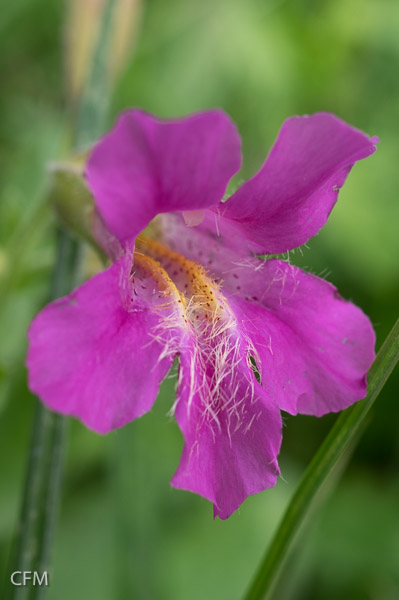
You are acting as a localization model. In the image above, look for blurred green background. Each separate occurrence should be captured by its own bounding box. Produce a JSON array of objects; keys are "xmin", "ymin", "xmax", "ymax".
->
[{"xmin": 1, "ymin": 0, "xmax": 399, "ymax": 599}]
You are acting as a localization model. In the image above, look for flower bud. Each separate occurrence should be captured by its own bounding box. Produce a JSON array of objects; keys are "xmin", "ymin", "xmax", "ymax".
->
[{"xmin": 48, "ymin": 158, "xmax": 100, "ymax": 252}]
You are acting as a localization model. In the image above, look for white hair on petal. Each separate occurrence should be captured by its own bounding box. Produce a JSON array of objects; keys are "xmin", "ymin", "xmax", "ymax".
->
[{"xmin": 132, "ymin": 236, "xmax": 263, "ymax": 446}]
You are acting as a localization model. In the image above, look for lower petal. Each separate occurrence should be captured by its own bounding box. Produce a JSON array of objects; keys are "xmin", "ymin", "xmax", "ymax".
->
[
  {"xmin": 171, "ymin": 339, "xmax": 282, "ymax": 519},
  {"xmin": 27, "ymin": 259, "xmax": 175, "ymax": 433}
]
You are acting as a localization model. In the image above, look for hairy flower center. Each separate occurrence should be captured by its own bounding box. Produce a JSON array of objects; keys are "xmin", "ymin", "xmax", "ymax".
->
[
  {"xmin": 133, "ymin": 235, "xmax": 259, "ymax": 436},
  {"xmin": 135, "ymin": 235, "xmax": 231, "ymax": 334}
]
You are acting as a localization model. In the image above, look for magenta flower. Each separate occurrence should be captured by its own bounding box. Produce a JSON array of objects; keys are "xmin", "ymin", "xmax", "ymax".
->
[{"xmin": 27, "ymin": 110, "xmax": 377, "ymax": 518}]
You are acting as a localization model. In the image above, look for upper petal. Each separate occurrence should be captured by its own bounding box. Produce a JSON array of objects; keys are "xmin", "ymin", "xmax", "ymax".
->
[
  {"xmin": 86, "ymin": 109, "xmax": 242, "ymax": 244},
  {"xmin": 26, "ymin": 257, "xmax": 176, "ymax": 433},
  {"xmin": 218, "ymin": 113, "xmax": 378, "ymax": 254}
]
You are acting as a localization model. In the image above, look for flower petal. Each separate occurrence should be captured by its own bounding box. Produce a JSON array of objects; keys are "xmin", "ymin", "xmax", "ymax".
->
[
  {"xmin": 27, "ymin": 258, "xmax": 176, "ymax": 433},
  {"xmin": 218, "ymin": 113, "xmax": 378, "ymax": 254},
  {"xmin": 226, "ymin": 259, "xmax": 375, "ymax": 416},
  {"xmin": 86, "ymin": 109, "xmax": 242, "ymax": 244},
  {"xmin": 171, "ymin": 332, "xmax": 282, "ymax": 519}
]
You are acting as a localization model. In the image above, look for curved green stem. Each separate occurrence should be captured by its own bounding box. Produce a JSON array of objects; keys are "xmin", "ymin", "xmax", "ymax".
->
[{"xmin": 243, "ymin": 317, "xmax": 399, "ymax": 600}]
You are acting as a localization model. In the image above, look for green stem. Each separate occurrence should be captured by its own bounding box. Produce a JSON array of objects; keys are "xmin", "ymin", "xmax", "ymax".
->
[
  {"xmin": 243, "ymin": 317, "xmax": 399, "ymax": 600},
  {"xmin": 75, "ymin": 0, "xmax": 115, "ymax": 150},
  {"xmin": 6, "ymin": 230, "xmax": 79, "ymax": 600}
]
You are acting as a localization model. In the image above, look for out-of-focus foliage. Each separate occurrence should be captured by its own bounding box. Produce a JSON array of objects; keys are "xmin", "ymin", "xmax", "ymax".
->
[{"xmin": 0, "ymin": 1, "xmax": 398, "ymax": 599}]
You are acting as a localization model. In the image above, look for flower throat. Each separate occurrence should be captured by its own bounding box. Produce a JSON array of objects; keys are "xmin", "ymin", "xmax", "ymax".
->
[{"xmin": 134, "ymin": 235, "xmax": 232, "ymax": 334}]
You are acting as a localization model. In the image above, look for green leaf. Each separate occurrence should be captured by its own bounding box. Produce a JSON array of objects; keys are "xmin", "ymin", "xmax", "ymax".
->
[{"xmin": 243, "ymin": 316, "xmax": 399, "ymax": 600}]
